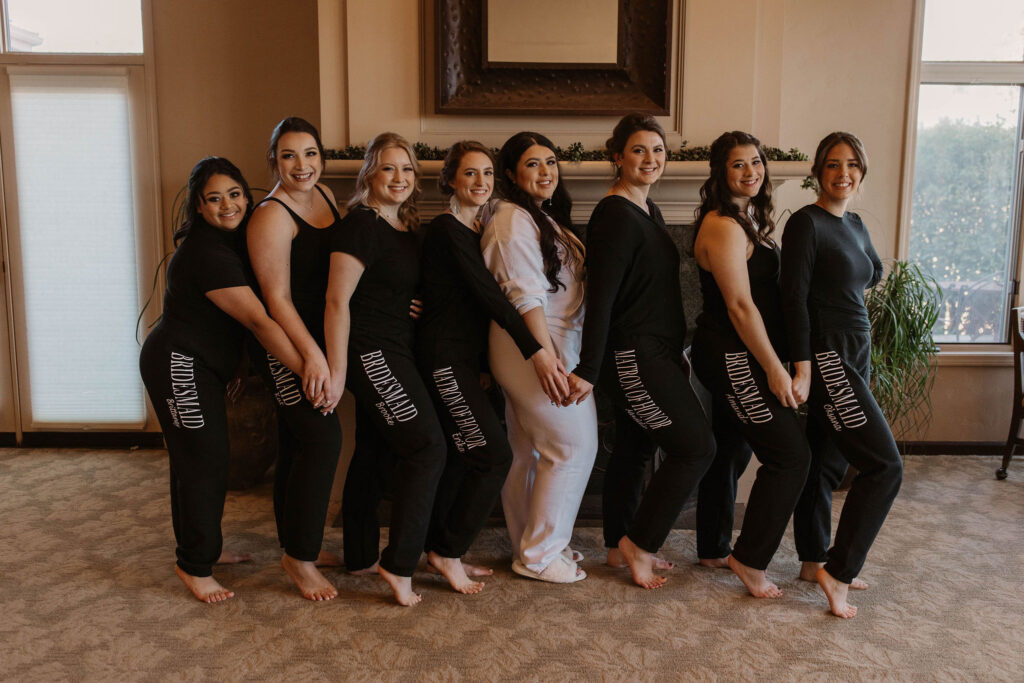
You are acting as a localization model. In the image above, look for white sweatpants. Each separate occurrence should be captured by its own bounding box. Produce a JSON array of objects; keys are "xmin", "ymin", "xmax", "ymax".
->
[{"xmin": 488, "ymin": 321, "xmax": 598, "ymax": 572}]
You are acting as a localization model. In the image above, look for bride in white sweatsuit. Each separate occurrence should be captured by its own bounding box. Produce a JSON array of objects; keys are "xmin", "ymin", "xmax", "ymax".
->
[{"xmin": 481, "ymin": 131, "xmax": 597, "ymax": 583}]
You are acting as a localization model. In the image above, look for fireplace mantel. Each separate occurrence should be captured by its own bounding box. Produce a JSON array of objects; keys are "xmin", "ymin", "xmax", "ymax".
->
[{"xmin": 323, "ymin": 160, "xmax": 811, "ymax": 226}]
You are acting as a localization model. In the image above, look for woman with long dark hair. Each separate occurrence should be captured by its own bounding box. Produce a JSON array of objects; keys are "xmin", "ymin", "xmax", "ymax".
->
[
  {"xmin": 416, "ymin": 141, "xmax": 570, "ymax": 593},
  {"xmin": 564, "ymin": 114, "xmax": 716, "ymax": 589},
  {"xmin": 482, "ymin": 131, "xmax": 595, "ymax": 583},
  {"xmin": 247, "ymin": 117, "xmax": 344, "ymax": 601},
  {"xmin": 689, "ymin": 130, "xmax": 811, "ymax": 598},
  {"xmin": 782, "ymin": 131, "xmax": 902, "ymax": 618},
  {"xmin": 323, "ymin": 132, "xmax": 447, "ymax": 606},
  {"xmin": 140, "ymin": 156, "xmax": 306, "ymax": 602}
]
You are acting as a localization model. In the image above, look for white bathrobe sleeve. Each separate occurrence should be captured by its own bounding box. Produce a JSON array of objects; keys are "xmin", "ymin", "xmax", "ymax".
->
[{"xmin": 480, "ymin": 203, "xmax": 549, "ymax": 315}]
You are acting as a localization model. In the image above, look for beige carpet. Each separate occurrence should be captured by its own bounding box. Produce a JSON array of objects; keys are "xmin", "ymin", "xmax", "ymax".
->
[{"xmin": 0, "ymin": 450, "xmax": 1020, "ymax": 681}]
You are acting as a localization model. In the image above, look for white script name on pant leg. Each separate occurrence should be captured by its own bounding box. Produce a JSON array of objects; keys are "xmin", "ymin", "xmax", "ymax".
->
[
  {"xmin": 360, "ymin": 350, "xmax": 418, "ymax": 424},
  {"xmin": 432, "ymin": 366, "xmax": 487, "ymax": 451},
  {"xmin": 169, "ymin": 351, "xmax": 205, "ymax": 429},
  {"xmin": 614, "ymin": 349, "xmax": 673, "ymax": 429},
  {"xmin": 723, "ymin": 351, "xmax": 774, "ymax": 424},
  {"xmin": 814, "ymin": 351, "xmax": 868, "ymax": 429},
  {"xmin": 267, "ymin": 353, "xmax": 303, "ymax": 406}
]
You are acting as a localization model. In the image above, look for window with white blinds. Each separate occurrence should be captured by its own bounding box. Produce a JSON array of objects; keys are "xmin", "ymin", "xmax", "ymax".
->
[{"xmin": 8, "ymin": 73, "xmax": 147, "ymax": 425}]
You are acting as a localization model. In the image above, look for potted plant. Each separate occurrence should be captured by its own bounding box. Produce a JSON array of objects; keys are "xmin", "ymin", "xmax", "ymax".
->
[{"xmin": 865, "ymin": 260, "xmax": 942, "ymax": 440}]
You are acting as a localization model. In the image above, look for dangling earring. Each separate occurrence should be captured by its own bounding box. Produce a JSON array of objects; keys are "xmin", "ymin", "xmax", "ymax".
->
[{"xmin": 449, "ymin": 195, "xmax": 461, "ymax": 216}]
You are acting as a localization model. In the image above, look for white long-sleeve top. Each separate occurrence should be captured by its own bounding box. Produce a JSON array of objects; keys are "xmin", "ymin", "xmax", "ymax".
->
[{"xmin": 480, "ymin": 200, "xmax": 585, "ymax": 333}]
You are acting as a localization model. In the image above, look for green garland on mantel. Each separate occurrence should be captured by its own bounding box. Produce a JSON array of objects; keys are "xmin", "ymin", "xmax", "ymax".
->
[{"xmin": 326, "ymin": 141, "xmax": 807, "ymax": 163}]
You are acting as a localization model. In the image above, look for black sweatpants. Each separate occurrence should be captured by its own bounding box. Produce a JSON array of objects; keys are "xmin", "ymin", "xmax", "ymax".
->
[
  {"xmin": 695, "ymin": 403, "xmax": 753, "ymax": 560},
  {"xmin": 691, "ymin": 327, "xmax": 811, "ymax": 570},
  {"xmin": 340, "ymin": 404, "xmax": 395, "ymax": 571},
  {"xmin": 140, "ymin": 333, "xmax": 230, "ymax": 578},
  {"xmin": 260, "ymin": 352, "xmax": 343, "ymax": 563},
  {"xmin": 345, "ymin": 345, "xmax": 447, "ymax": 577},
  {"xmin": 599, "ymin": 337, "xmax": 716, "ymax": 554},
  {"xmin": 418, "ymin": 358, "xmax": 513, "ymax": 558},
  {"xmin": 601, "ymin": 406, "xmax": 658, "ymax": 549},
  {"xmin": 793, "ymin": 329, "xmax": 903, "ymax": 584}
]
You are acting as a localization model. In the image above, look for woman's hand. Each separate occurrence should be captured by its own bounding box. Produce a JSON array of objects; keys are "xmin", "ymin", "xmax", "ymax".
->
[
  {"xmin": 301, "ymin": 349, "xmax": 331, "ymax": 406},
  {"xmin": 791, "ymin": 360, "xmax": 811, "ymax": 405},
  {"xmin": 563, "ymin": 373, "xmax": 594, "ymax": 406},
  {"xmin": 767, "ymin": 364, "xmax": 798, "ymax": 409},
  {"xmin": 530, "ymin": 347, "xmax": 569, "ymax": 404},
  {"xmin": 409, "ymin": 298, "xmax": 423, "ymax": 320},
  {"xmin": 320, "ymin": 371, "xmax": 346, "ymax": 415}
]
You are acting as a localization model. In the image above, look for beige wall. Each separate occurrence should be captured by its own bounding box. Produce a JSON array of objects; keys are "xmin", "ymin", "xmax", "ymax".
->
[
  {"xmin": 141, "ymin": 0, "xmax": 1003, "ymax": 442},
  {"xmin": 151, "ymin": 0, "xmax": 321, "ymax": 251}
]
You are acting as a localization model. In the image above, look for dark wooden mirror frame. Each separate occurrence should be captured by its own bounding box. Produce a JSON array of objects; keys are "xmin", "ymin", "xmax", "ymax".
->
[{"xmin": 435, "ymin": 0, "xmax": 674, "ymax": 116}]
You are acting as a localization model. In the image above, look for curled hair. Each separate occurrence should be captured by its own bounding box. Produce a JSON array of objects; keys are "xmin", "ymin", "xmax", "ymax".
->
[
  {"xmin": 439, "ymin": 140, "xmax": 495, "ymax": 196},
  {"xmin": 346, "ymin": 132, "xmax": 422, "ymax": 231},
  {"xmin": 694, "ymin": 131, "xmax": 775, "ymax": 246},
  {"xmin": 266, "ymin": 116, "xmax": 325, "ymax": 181},
  {"xmin": 606, "ymin": 112, "xmax": 666, "ymax": 178},
  {"xmin": 496, "ymin": 131, "xmax": 578, "ymax": 292},
  {"xmin": 175, "ymin": 156, "xmax": 254, "ymax": 246},
  {"xmin": 811, "ymin": 131, "xmax": 869, "ymax": 191}
]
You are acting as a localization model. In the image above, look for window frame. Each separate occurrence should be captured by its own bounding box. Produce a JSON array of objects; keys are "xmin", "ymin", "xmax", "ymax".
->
[
  {"xmin": 0, "ymin": 0, "xmax": 162, "ymax": 437},
  {"xmin": 899, "ymin": 0, "xmax": 1024, "ymax": 357}
]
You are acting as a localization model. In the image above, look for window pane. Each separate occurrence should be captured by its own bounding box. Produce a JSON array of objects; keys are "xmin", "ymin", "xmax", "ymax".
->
[
  {"xmin": 921, "ymin": 0, "xmax": 1024, "ymax": 62},
  {"xmin": 10, "ymin": 73, "xmax": 146, "ymax": 424},
  {"xmin": 6, "ymin": 0, "xmax": 142, "ymax": 53},
  {"xmin": 909, "ymin": 84, "xmax": 1022, "ymax": 343}
]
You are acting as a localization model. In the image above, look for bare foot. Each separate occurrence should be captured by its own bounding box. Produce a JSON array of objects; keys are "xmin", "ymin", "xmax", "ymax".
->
[
  {"xmin": 174, "ymin": 565, "xmax": 234, "ymax": 603},
  {"xmin": 216, "ymin": 549, "xmax": 251, "ymax": 564},
  {"xmin": 427, "ymin": 551, "xmax": 484, "ymax": 594},
  {"xmin": 378, "ymin": 564, "xmax": 422, "ymax": 606},
  {"xmin": 617, "ymin": 536, "xmax": 667, "ymax": 589},
  {"xmin": 799, "ymin": 561, "xmax": 867, "ymax": 590},
  {"xmin": 728, "ymin": 555, "xmax": 782, "ymax": 598},
  {"xmin": 698, "ymin": 556, "xmax": 730, "ymax": 569},
  {"xmin": 606, "ymin": 547, "xmax": 674, "ymax": 570},
  {"xmin": 281, "ymin": 554, "xmax": 338, "ymax": 601},
  {"xmin": 426, "ymin": 560, "xmax": 494, "ymax": 577},
  {"xmin": 349, "ymin": 561, "xmax": 380, "ymax": 576},
  {"xmin": 817, "ymin": 567, "xmax": 857, "ymax": 619},
  {"xmin": 315, "ymin": 550, "xmax": 342, "ymax": 568}
]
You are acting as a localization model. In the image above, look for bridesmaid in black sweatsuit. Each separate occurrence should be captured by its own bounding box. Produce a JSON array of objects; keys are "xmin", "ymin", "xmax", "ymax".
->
[
  {"xmin": 782, "ymin": 131, "xmax": 902, "ymax": 619},
  {"xmin": 415, "ymin": 141, "xmax": 569, "ymax": 593},
  {"xmin": 690, "ymin": 131, "xmax": 810, "ymax": 598},
  {"xmin": 140, "ymin": 156, "xmax": 306, "ymax": 603},
  {"xmin": 324, "ymin": 132, "xmax": 447, "ymax": 607}
]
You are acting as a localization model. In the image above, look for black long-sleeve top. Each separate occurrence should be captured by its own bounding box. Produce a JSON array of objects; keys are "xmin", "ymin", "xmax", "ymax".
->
[
  {"xmin": 780, "ymin": 204, "xmax": 884, "ymax": 362},
  {"xmin": 416, "ymin": 213, "xmax": 541, "ymax": 364},
  {"xmin": 572, "ymin": 195, "xmax": 686, "ymax": 384}
]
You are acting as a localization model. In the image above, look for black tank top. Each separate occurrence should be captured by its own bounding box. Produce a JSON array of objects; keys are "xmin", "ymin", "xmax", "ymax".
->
[
  {"xmin": 257, "ymin": 185, "xmax": 340, "ymax": 348},
  {"xmin": 697, "ymin": 241, "xmax": 788, "ymax": 360}
]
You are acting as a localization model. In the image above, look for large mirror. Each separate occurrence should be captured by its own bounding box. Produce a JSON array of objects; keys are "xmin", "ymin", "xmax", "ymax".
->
[{"xmin": 435, "ymin": 0, "xmax": 674, "ymax": 116}]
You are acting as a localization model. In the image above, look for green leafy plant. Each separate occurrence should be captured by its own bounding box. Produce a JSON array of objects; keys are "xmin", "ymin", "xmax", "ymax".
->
[
  {"xmin": 866, "ymin": 260, "xmax": 942, "ymax": 439},
  {"xmin": 326, "ymin": 142, "xmax": 808, "ymax": 163}
]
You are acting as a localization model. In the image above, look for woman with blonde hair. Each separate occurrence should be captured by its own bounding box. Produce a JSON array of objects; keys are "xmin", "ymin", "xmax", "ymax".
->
[{"xmin": 323, "ymin": 132, "xmax": 447, "ymax": 606}]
